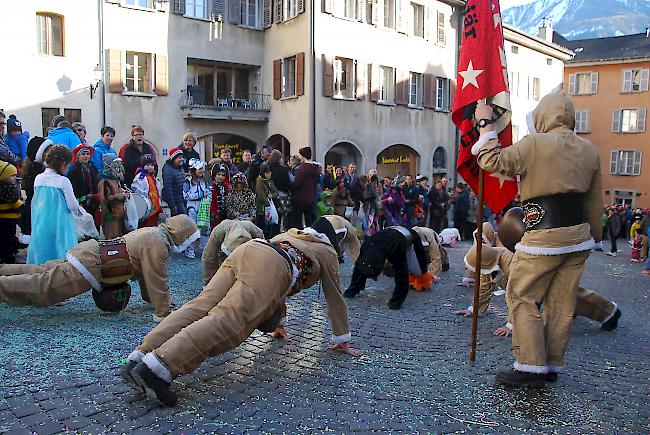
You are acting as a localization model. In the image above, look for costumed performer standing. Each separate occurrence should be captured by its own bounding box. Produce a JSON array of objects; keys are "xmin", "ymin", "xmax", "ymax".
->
[
  {"xmin": 121, "ymin": 227, "xmax": 362, "ymax": 406},
  {"xmin": 453, "ymin": 220, "xmax": 621, "ymax": 343},
  {"xmin": 472, "ymin": 90, "xmax": 602, "ymax": 386},
  {"xmin": 0, "ymin": 215, "xmax": 199, "ymax": 322},
  {"xmin": 344, "ymin": 226, "xmax": 430, "ymax": 309}
]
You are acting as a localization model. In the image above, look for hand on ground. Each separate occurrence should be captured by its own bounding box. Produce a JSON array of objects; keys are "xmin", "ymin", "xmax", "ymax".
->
[
  {"xmin": 268, "ymin": 326, "xmax": 290, "ymax": 341},
  {"xmin": 493, "ymin": 326, "xmax": 512, "ymax": 337},
  {"xmin": 452, "ymin": 309, "xmax": 473, "ymax": 318}
]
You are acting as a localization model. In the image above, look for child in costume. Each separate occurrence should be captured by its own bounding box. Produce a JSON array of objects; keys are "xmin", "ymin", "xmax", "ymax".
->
[
  {"xmin": 0, "ymin": 162, "xmax": 22, "ymax": 263},
  {"xmin": 131, "ymin": 154, "xmax": 162, "ymax": 228},
  {"xmin": 630, "ymin": 228, "xmax": 642, "ymax": 262},
  {"xmin": 209, "ymin": 163, "xmax": 230, "ymax": 230},
  {"xmin": 28, "ymin": 145, "xmax": 81, "ymax": 264},
  {"xmin": 315, "ymin": 190, "xmax": 334, "ymax": 220},
  {"xmin": 182, "ymin": 158, "xmax": 209, "ymax": 258},
  {"xmin": 225, "ymin": 172, "xmax": 255, "ymax": 221},
  {"xmin": 4, "ymin": 115, "xmax": 29, "ymax": 162},
  {"xmin": 98, "ymin": 155, "xmax": 128, "ymax": 239},
  {"xmin": 19, "ymin": 138, "xmax": 52, "ymax": 244}
]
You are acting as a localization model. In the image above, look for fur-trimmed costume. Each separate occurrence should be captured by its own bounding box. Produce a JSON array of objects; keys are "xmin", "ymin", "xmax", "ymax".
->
[
  {"xmin": 344, "ymin": 226, "xmax": 429, "ymax": 309},
  {"xmin": 322, "ymin": 214, "xmax": 361, "ymax": 263},
  {"xmin": 125, "ymin": 229, "xmax": 352, "ymax": 391},
  {"xmin": 201, "ymin": 219, "xmax": 264, "ymax": 285},
  {"xmin": 474, "ymin": 90, "xmax": 603, "ymax": 375},
  {"xmin": 0, "ymin": 215, "xmax": 199, "ymax": 319}
]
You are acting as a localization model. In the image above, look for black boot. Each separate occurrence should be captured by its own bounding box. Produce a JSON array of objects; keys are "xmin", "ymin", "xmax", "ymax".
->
[
  {"xmin": 131, "ymin": 362, "xmax": 178, "ymax": 407},
  {"xmin": 387, "ymin": 300, "xmax": 403, "ymax": 310},
  {"xmin": 601, "ymin": 308, "xmax": 621, "ymax": 331},
  {"xmin": 496, "ymin": 367, "xmax": 546, "ymax": 387},
  {"xmin": 120, "ymin": 360, "xmax": 141, "ymax": 391},
  {"xmin": 343, "ymin": 288, "xmax": 359, "ymax": 298},
  {"xmin": 545, "ymin": 372, "xmax": 559, "ymax": 382}
]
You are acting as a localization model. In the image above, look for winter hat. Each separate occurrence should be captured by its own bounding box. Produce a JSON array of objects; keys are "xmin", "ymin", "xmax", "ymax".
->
[
  {"xmin": 102, "ymin": 154, "xmax": 124, "ymax": 180},
  {"xmin": 162, "ymin": 214, "xmax": 200, "ymax": 252},
  {"xmin": 464, "ymin": 243, "xmax": 506, "ymax": 275},
  {"xmin": 6, "ymin": 115, "xmax": 22, "ymax": 133},
  {"xmin": 221, "ymin": 223, "xmax": 252, "ymax": 256},
  {"xmin": 168, "ymin": 147, "xmax": 183, "ymax": 161},
  {"xmin": 231, "ymin": 172, "xmax": 248, "ymax": 187},
  {"xmin": 50, "ymin": 114, "xmax": 66, "ymax": 128},
  {"xmin": 72, "ymin": 144, "xmax": 94, "ymax": 163},
  {"xmin": 35, "ymin": 139, "xmax": 54, "ymax": 163},
  {"xmin": 0, "ymin": 162, "xmax": 17, "ymax": 182},
  {"xmin": 211, "ymin": 162, "xmax": 229, "ymax": 178},
  {"xmin": 131, "ymin": 125, "xmax": 145, "ymax": 136},
  {"xmin": 140, "ymin": 153, "xmax": 156, "ymax": 167}
]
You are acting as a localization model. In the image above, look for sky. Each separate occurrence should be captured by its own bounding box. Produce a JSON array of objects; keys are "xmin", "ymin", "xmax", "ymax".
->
[{"xmin": 500, "ymin": 0, "xmax": 536, "ymax": 9}]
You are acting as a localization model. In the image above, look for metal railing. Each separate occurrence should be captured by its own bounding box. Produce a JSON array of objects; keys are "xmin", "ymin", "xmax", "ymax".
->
[{"xmin": 179, "ymin": 88, "xmax": 271, "ymax": 112}]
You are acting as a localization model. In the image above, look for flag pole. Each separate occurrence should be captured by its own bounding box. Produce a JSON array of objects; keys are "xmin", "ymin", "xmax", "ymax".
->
[{"xmin": 470, "ymin": 167, "xmax": 485, "ymax": 362}]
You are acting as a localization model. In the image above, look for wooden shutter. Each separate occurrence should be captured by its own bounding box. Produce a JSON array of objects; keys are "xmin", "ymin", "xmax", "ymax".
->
[
  {"xmin": 323, "ymin": 54, "xmax": 334, "ymax": 97},
  {"xmin": 396, "ymin": 0, "xmax": 404, "ymax": 33},
  {"xmin": 171, "ymin": 0, "xmax": 186, "ymax": 14},
  {"xmin": 211, "ymin": 0, "xmax": 225, "ymax": 21},
  {"xmin": 622, "ymin": 70, "xmax": 632, "ymax": 92},
  {"xmin": 298, "ymin": 0, "xmax": 305, "ymax": 14},
  {"xmin": 568, "ymin": 73, "xmax": 576, "ymax": 95},
  {"xmin": 296, "ymin": 52, "xmax": 305, "ymax": 96},
  {"xmin": 376, "ymin": 0, "xmax": 383, "ymax": 27},
  {"xmin": 437, "ymin": 11, "xmax": 445, "ymax": 45},
  {"xmin": 366, "ymin": 0, "xmax": 375, "ymax": 23},
  {"xmin": 424, "ymin": 6, "xmax": 432, "ymax": 41},
  {"xmin": 355, "ymin": 60, "xmax": 366, "ymax": 100},
  {"xmin": 590, "ymin": 72, "xmax": 598, "ymax": 94},
  {"xmin": 357, "ymin": 0, "xmax": 366, "ymax": 22},
  {"xmin": 229, "ymin": 0, "xmax": 242, "ymax": 24},
  {"xmin": 370, "ymin": 63, "xmax": 379, "ymax": 101},
  {"xmin": 263, "ymin": 0, "xmax": 273, "ymax": 27},
  {"xmin": 154, "ymin": 54, "xmax": 168, "ymax": 96},
  {"xmin": 449, "ymin": 78, "xmax": 455, "ymax": 110},
  {"xmin": 274, "ymin": 0, "xmax": 283, "ymax": 23},
  {"xmin": 395, "ymin": 69, "xmax": 407, "ymax": 105},
  {"xmin": 273, "ymin": 59, "xmax": 282, "ymax": 100},
  {"xmin": 638, "ymin": 108, "xmax": 647, "ymax": 132},
  {"xmin": 612, "ymin": 110, "xmax": 621, "ymax": 132},
  {"xmin": 108, "ymin": 48, "xmax": 123, "ymax": 93},
  {"xmin": 422, "ymin": 73, "xmax": 433, "ymax": 108},
  {"xmin": 641, "ymin": 69, "xmax": 649, "ymax": 91},
  {"xmin": 584, "ymin": 110, "xmax": 590, "ymax": 132},
  {"xmin": 323, "ymin": 0, "xmax": 333, "ymax": 13},
  {"xmin": 633, "ymin": 151, "xmax": 642, "ymax": 175},
  {"xmin": 610, "ymin": 150, "xmax": 618, "ymax": 174}
]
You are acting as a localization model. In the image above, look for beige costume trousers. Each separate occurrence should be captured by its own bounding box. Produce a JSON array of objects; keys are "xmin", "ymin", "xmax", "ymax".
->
[
  {"xmin": 136, "ymin": 242, "xmax": 291, "ymax": 377},
  {"xmin": 507, "ymin": 250, "xmax": 590, "ymax": 371},
  {"xmin": 0, "ymin": 262, "xmax": 91, "ymax": 306}
]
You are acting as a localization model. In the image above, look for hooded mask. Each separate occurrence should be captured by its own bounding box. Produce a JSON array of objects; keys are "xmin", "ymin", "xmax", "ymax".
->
[
  {"xmin": 530, "ymin": 90, "xmax": 576, "ymax": 134},
  {"xmin": 160, "ymin": 214, "xmax": 200, "ymax": 253},
  {"xmin": 102, "ymin": 155, "xmax": 124, "ymax": 180},
  {"xmin": 221, "ymin": 223, "xmax": 252, "ymax": 256},
  {"xmin": 231, "ymin": 172, "xmax": 248, "ymax": 189}
]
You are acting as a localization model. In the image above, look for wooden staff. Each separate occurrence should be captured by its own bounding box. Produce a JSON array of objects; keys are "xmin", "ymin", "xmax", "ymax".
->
[{"xmin": 470, "ymin": 167, "xmax": 485, "ymax": 362}]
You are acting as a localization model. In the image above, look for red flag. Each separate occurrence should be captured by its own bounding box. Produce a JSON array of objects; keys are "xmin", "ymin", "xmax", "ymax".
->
[{"xmin": 452, "ymin": 0, "xmax": 517, "ymax": 214}]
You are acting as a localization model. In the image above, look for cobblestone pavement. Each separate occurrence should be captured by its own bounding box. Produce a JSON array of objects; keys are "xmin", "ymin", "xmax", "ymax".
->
[{"xmin": 1, "ymin": 239, "xmax": 649, "ymax": 434}]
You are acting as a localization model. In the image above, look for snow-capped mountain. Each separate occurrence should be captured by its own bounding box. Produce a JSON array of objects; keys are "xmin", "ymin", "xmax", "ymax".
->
[{"xmin": 502, "ymin": 0, "xmax": 650, "ymax": 40}]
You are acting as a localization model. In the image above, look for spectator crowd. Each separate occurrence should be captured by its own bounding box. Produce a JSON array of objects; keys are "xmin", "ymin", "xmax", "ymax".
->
[{"xmin": 1, "ymin": 110, "xmax": 650, "ymax": 276}]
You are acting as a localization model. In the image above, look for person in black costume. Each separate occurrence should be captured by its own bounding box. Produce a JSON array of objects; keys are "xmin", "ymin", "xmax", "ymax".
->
[{"xmin": 344, "ymin": 226, "xmax": 429, "ymax": 309}]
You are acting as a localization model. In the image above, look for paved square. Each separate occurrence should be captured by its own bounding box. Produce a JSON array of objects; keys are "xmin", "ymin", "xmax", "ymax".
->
[{"xmin": 1, "ymin": 241, "xmax": 648, "ymax": 433}]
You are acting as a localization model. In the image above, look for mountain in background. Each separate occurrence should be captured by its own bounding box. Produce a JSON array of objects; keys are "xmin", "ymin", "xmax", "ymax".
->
[{"xmin": 502, "ymin": 0, "xmax": 650, "ymax": 40}]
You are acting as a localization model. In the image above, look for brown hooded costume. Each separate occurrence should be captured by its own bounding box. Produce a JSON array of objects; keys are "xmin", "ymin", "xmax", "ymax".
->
[
  {"xmin": 412, "ymin": 226, "xmax": 444, "ymax": 279},
  {"xmin": 0, "ymin": 215, "xmax": 199, "ymax": 320},
  {"xmin": 126, "ymin": 228, "xmax": 352, "ymax": 385},
  {"xmin": 323, "ymin": 214, "xmax": 361, "ymax": 263},
  {"xmin": 473, "ymin": 90, "xmax": 603, "ymax": 375}
]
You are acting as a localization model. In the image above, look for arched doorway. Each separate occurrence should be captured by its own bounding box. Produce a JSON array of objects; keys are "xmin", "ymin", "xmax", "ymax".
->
[
  {"xmin": 432, "ymin": 146, "xmax": 447, "ymax": 179},
  {"xmin": 376, "ymin": 144, "xmax": 420, "ymax": 179},
  {"xmin": 266, "ymin": 134, "xmax": 291, "ymax": 158},
  {"xmin": 325, "ymin": 142, "xmax": 362, "ymax": 170},
  {"xmin": 211, "ymin": 133, "xmax": 256, "ymax": 164}
]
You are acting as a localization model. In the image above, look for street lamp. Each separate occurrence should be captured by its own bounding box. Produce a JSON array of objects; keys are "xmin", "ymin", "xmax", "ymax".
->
[{"xmin": 90, "ymin": 64, "xmax": 103, "ymax": 99}]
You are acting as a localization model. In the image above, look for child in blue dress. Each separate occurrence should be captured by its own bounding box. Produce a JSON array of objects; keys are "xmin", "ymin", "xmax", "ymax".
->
[{"xmin": 27, "ymin": 145, "xmax": 81, "ymax": 264}]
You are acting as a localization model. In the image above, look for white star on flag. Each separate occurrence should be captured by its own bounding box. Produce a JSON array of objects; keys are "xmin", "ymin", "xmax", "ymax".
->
[
  {"xmin": 493, "ymin": 12, "xmax": 501, "ymax": 29},
  {"xmin": 490, "ymin": 172, "xmax": 515, "ymax": 188},
  {"xmin": 499, "ymin": 46, "xmax": 506, "ymax": 67},
  {"xmin": 459, "ymin": 61, "xmax": 484, "ymax": 90}
]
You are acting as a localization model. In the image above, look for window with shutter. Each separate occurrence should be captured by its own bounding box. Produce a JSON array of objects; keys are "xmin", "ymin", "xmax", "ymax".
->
[
  {"xmin": 395, "ymin": 0, "xmax": 404, "ymax": 33},
  {"xmin": 590, "ymin": 72, "xmax": 598, "ymax": 94},
  {"xmin": 296, "ymin": 52, "xmax": 305, "ymax": 96},
  {"xmin": 369, "ymin": 64, "xmax": 379, "ymax": 102},
  {"xmin": 211, "ymin": 0, "xmax": 225, "ymax": 20},
  {"xmin": 621, "ymin": 109, "xmax": 642, "ymax": 133},
  {"xmin": 638, "ymin": 108, "xmax": 646, "ymax": 132},
  {"xmin": 612, "ymin": 110, "xmax": 621, "ymax": 132},
  {"xmin": 422, "ymin": 73, "xmax": 433, "ymax": 108},
  {"xmin": 633, "ymin": 151, "xmax": 642, "ymax": 175},
  {"xmin": 357, "ymin": 0, "xmax": 366, "ymax": 22},
  {"xmin": 411, "ymin": 2, "xmax": 423, "ymax": 37},
  {"xmin": 323, "ymin": 54, "xmax": 334, "ymax": 97},
  {"xmin": 423, "ymin": 5, "xmax": 431, "ymax": 40},
  {"xmin": 343, "ymin": 0, "xmax": 357, "ymax": 19},
  {"xmin": 172, "ymin": 0, "xmax": 186, "ymax": 14},
  {"xmin": 273, "ymin": 59, "xmax": 282, "ymax": 99},
  {"xmin": 333, "ymin": 57, "xmax": 355, "ymax": 99},
  {"xmin": 436, "ymin": 77, "xmax": 449, "ymax": 111},
  {"xmin": 366, "ymin": 0, "xmax": 374, "ymax": 23},
  {"xmin": 186, "ymin": 0, "xmax": 208, "ymax": 18},
  {"xmin": 408, "ymin": 72, "xmax": 422, "ymax": 106},
  {"xmin": 436, "ymin": 11, "xmax": 445, "ymax": 45},
  {"xmin": 378, "ymin": 66, "xmax": 395, "ymax": 102},
  {"xmin": 263, "ymin": 0, "xmax": 272, "ymax": 27},
  {"xmin": 622, "ymin": 70, "xmax": 633, "ymax": 92},
  {"xmin": 282, "ymin": 56, "xmax": 297, "ymax": 97},
  {"xmin": 297, "ymin": 0, "xmax": 305, "ymax": 14},
  {"xmin": 241, "ymin": 0, "xmax": 260, "ymax": 26},
  {"xmin": 610, "ymin": 150, "xmax": 618, "ymax": 174},
  {"xmin": 641, "ymin": 69, "xmax": 649, "ymax": 92},
  {"xmin": 36, "ymin": 13, "xmax": 64, "ymax": 57},
  {"xmin": 383, "ymin": 0, "xmax": 395, "ymax": 28},
  {"xmin": 623, "ymin": 69, "xmax": 649, "ymax": 92}
]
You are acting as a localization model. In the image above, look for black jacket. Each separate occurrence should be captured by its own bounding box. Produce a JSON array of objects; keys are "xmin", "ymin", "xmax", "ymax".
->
[
  {"xmin": 67, "ymin": 163, "xmax": 100, "ymax": 213},
  {"xmin": 428, "ymin": 187, "xmax": 449, "ymax": 218},
  {"xmin": 123, "ymin": 141, "xmax": 158, "ymax": 187},
  {"xmin": 268, "ymin": 161, "xmax": 291, "ymax": 193},
  {"xmin": 608, "ymin": 212, "xmax": 623, "ymax": 237},
  {"xmin": 181, "ymin": 147, "xmax": 200, "ymax": 173},
  {"xmin": 453, "ymin": 190, "xmax": 470, "ymax": 218}
]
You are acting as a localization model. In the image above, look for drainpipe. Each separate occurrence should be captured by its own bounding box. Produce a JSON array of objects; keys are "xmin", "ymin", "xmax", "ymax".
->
[
  {"xmin": 98, "ymin": 0, "xmax": 106, "ymax": 127},
  {"xmin": 309, "ymin": 0, "xmax": 316, "ymax": 156}
]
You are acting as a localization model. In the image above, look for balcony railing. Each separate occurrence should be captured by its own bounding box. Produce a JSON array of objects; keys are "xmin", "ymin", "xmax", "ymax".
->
[{"xmin": 179, "ymin": 88, "xmax": 270, "ymax": 122}]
